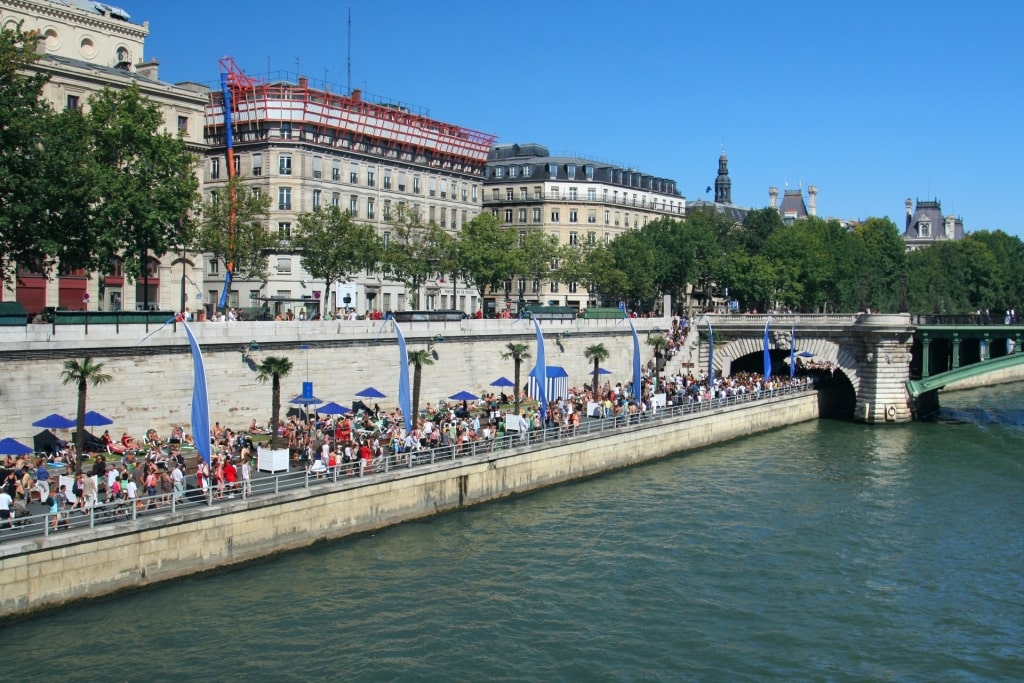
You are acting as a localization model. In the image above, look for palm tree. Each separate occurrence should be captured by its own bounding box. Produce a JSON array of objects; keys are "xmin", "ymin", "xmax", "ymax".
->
[
  {"xmin": 255, "ymin": 356, "xmax": 293, "ymax": 437},
  {"xmin": 60, "ymin": 357, "xmax": 112, "ymax": 473},
  {"xmin": 501, "ymin": 342, "xmax": 531, "ymax": 414},
  {"xmin": 407, "ymin": 349, "xmax": 434, "ymax": 424},
  {"xmin": 647, "ymin": 334, "xmax": 668, "ymax": 372},
  {"xmin": 584, "ymin": 343, "xmax": 610, "ymax": 396}
]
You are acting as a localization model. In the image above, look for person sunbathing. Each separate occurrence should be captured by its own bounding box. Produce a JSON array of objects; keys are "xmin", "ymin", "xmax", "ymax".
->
[{"xmin": 121, "ymin": 433, "xmax": 138, "ymax": 451}]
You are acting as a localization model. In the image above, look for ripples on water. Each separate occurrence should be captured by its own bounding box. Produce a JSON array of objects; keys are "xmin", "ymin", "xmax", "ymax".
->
[{"xmin": 5, "ymin": 386, "xmax": 1024, "ymax": 682}]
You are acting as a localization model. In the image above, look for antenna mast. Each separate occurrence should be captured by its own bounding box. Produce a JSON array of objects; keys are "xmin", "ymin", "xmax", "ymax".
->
[{"xmin": 347, "ymin": 5, "xmax": 352, "ymax": 95}]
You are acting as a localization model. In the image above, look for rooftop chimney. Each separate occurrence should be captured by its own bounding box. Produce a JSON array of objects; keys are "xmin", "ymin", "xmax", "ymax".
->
[
  {"xmin": 769, "ymin": 186, "xmax": 779, "ymax": 210},
  {"xmin": 807, "ymin": 185, "xmax": 818, "ymax": 216},
  {"xmin": 905, "ymin": 198, "xmax": 913, "ymax": 229},
  {"xmin": 136, "ymin": 59, "xmax": 159, "ymax": 80}
]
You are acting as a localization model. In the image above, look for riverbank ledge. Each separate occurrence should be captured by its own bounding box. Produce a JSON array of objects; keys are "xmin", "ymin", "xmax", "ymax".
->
[{"xmin": 0, "ymin": 390, "xmax": 819, "ymax": 618}]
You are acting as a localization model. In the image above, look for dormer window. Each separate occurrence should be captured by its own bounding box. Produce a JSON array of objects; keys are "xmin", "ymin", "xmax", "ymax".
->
[{"xmin": 919, "ymin": 221, "xmax": 931, "ymax": 238}]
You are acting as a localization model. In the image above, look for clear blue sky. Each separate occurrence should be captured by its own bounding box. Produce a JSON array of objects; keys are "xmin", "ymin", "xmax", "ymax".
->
[{"xmin": 137, "ymin": 0, "xmax": 1023, "ymax": 236}]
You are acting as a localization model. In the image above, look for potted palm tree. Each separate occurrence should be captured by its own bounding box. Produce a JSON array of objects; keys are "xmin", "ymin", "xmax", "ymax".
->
[
  {"xmin": 646, "ymin": 334, "xmax": 668, "ymax": 372},
  {"xmin": 584, "ymin": 343, "xmax": 610, "ymax": 396},
  {"xmin": 500, "ymin": 342, "xmax": 530, "ymax": 414},
  {"xmin": 60, "ymin": 357, "xmax": 112, "ymax": 473},
  {"xmin": 255, "ymin": 356, "xmax": 293, "ymax": 445}
]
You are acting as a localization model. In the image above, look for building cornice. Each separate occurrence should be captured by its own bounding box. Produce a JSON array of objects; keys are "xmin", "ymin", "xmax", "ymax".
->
[{"xmin": 3, "ymin": 0, "xmax": 148, "ymax": 39}]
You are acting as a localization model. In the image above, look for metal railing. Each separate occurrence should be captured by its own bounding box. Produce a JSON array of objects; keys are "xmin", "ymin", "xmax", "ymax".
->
[{"xmin": 0, "ymin": 382, "xmax": 814, "ymax": 544}]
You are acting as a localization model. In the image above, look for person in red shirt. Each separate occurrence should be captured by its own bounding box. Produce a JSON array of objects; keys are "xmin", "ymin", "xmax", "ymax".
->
[
  {"xmin": 359, "ymin": 442, "xmax": 372, "ymax": 477},
  {"xmin": 223, "ymin": 458, "xmax": 238, "ymax": 496}
]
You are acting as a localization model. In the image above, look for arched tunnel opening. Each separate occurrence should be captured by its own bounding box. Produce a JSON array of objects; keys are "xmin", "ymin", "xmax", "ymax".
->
[{"xmin": 728, "ymin": 350, "xmax": 857, "ymax": 420}]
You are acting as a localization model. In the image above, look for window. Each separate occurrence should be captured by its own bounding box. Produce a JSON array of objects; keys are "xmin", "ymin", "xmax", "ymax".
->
[
  {"xmin": 398, "ymin": 171, "xmax": 406, "ymax": 192},
  {"xmin": 281, "ymin": 122, "xmax": 292, "ymax": 139},
  {"xmin": 177, "ymin": 115, "xmax": 187, "ymax": 134},
  {"xmin": 441, "ymin": 179, "xmax": 448, "ymax": 197},
  {"xmin": 518, "ymin": 209, "xmax": 527, "ymax": 223},
  {"xmin": 604, "ymin": 232, "xmax": 610, "ymax": 244},
  {"xmin": 367, "ymin": 168, "xmax": 375, "ymax": 187},
  {"xmin": 66, "ymin": 94, "xmax": 80, "ymax": 110},
  {"xmin": 278, "ymin": 187, "xmax": 291, "ymax": 210},
  {"xmin": 472, "ymin": 185, "xmax": 478, "ymax": 202},
  {"xmin": 532, "ymin": 279, "xmax": 540, "ymax": 293},
  {"xmin": 279, "ymin": 154, "xmax": 292, "ymax": 175},
  {"xmin": 461, "ymin": 210, "xmax": 467, "ymax": 227},
  {"xmin": 532, "ymin": 208, "xmax": 542, "ymax": 222},
  {"xmin": 615, "ymin": 212, "xmax": 620, "ymax": 226},
  {"xmin": 312, "ymin": 156, "xmax": 322, "ymax": 179},
  {"xmin": 350, "ymin": 163, "xmax": 359, "ymax": 184},
  {"xmin": 331, "ymin": 192, "xmax": 340, "ymax": 207},
  {"xmin": 384, "ymin": 172, "xmax": 392, "ymax": 190},
  {"xmin": 624, "ymin": 212, "xmax": 630, "ymax": 226},
  {"xmin": 312, "ymin": 189, "xmax": 321, "ymax": 211},
  {"xmin": 252, "ymin": 153, "xmax": 262, "ymax": 176},
  {"xmin": 518, "ymin": 231, "xmax": 526, "ymax": 247},
  {"xmin": 251, "ymin": 187, "xmax": 261, "ymax": 201},
  {"xmin": 550, "ymin": 281, "xmax": 559, "ymax": 293},
  {"xmin": 585, "ymin": 165, "xmax": 594, "ymax": 180},
  {"xmin": 550, "ymin": 257, "xmax": 560, "ymax": 270},
  {"xmin": 569, "ymin": 211, "xmax": 578, "ymax": 224},
  {"xmin": 383, "ymin": 200, "xmax": 392, "ymax": 220},
  {"xmin": 534, "ymin": 187, "xmax": 543, "ymax": 200},
  {"xmin": 919, "ymin": 221, "xmax": 931, "ymax": 237},
  {"xmin": 587, "ymin": 231, "xmax": 596, "ymax": 244},
  {"xmin": 588, "ymin": 210, "xmax": 597, "ymax": 224},
  {"xmin": 568, "ymin": 282, "xmax": 578, "ymax": 293},
  {"xmin": 569, "ymin": 231, "xmax": 579, "ymax": 245},
  {"xmin": 569, "ymin": 187, "xmax": 578, "ymax": 200},
  {"xmin": 518, "ymin": 278, "xmax": 526, "ymax": 293},
  {"xmin": 383, "ymin": 231, "xmax": 391, "ymax": 250},
  {"xmin": 462, "ymin": 187, "xmax": 468, "ymax": 201},
  {"xmin": 504, "ymin": 209, "xmax": 513, "ymax": 223},
  {"xmin": 551, "ymin": 187, "xmax": 559, "ymax": 200},
  {"xmin": 506, "ymin": 189, "xmax": 514, "ymax": 201},
  {"xmin": 234, "ymin": 155, "xmax": 240, "ymax": 176},
  {"xmin": 520, "ymin": 187, "xmax": 528, "ymax": 200},
  {"xmin": 523, "ymin": 165, "xmax": 533, "ymax": 178},
  {"xmin": 567, "ymin": 163, "xmax": 576, "ymax": 180},
  {"xmin": 428, "ymin": 206, "xmax": 436, "ymax": 223},
  {"xmin": 208, "ymin": 258, "xmax": 219, "ymax": 275},
  {"xmin": 548, "ymin": 163, "xmax": 558, "ymax": 179},
  {"xmin": 439, "ymin": 207, "xmax": 445, "ymax": 226},
  {"xmin": 277, "ymin": 222, "xmax": 291, "ymax": 239},
  {"xmin": 349, "ymin": 195, "xmax": 359, "ymax": 216},
  {"xmin": 367, "ymin": 198, "xmax": 375, "ymax": 219},
  {"xmin": 492, "ymin": 189, "xmax": 500, "ymax": 201},
  {"xmin": 277, "ymin": 257, "xmax": 292, "ymax": 274},
  {"xmin": 587, "ymin": 188, "xmax": 596, "ymax": 201},
  {"xmin": 332, "ymin": 161, "xmax": 340, "ymax": 181},
  {"xmin": 551, "ymin": 210, "xmax": 560, "ymax": 222},
  {"xmin": 210, "ymin": 158, "xmax": 220, "ymax": 180},
  {"xmin": 605, "ymin": 210, "xmax": 611, "ymax": 225},
  {"xmin": 413, "ymin": 176, "xmax": 421, "ymax": 194},
  {"xmin": 495, "ymin": 167, "xmax": 504, "ymax": 179}
]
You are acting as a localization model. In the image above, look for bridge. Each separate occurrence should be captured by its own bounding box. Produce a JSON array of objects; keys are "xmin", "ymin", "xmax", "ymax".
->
[{"xmin": 693, "ymin": 313, "xmax": 1024, "ymax": 422}]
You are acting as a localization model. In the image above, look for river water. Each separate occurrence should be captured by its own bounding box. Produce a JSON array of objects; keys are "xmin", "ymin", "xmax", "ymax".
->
[{"xmin": 5, "ymin": 385, "xmax": 1023, "ymax": 681}]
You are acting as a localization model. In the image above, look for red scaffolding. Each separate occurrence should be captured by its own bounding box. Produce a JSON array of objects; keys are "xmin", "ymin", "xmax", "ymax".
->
[{"xmin": 207, "ymin": 59, "xmax": 496, "ymax": 169}]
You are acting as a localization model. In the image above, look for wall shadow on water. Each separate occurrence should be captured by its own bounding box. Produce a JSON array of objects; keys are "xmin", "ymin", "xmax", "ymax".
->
[{"xmin": 814, "ymin": 370, "xmax": 856, "ymax": 420}]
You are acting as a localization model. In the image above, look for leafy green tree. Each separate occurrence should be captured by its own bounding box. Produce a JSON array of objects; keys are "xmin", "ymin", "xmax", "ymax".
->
[
  {"xmin": 381, "ymin": 203, "xmax": 443, "ymax": 308},
  {"xmin": 192, "ymin": 175, "xmax": 276, "ymax": 283},
  {"xmin": 60, "ymin": 357, "xmax": 112, "ymax": 472},
  {"xmin": 607, "ymin": 230, "xmax": 656, "ymax": 307},
  {"xmin": 854, "ymin": 217, "xmax": 906, "ymax": 312},
  {"xmin": 292, "ymin": 205, "xmax": 383, "ymax": 306},
  {"xmin": 584, "ymin": 343, "xmax": 609, "ymax": 395},
  {"xmin": 255, "ymin": 356, "xmax": 293, "ymax": 436},
  {"xmin": 407, "ymin": 349, "xmax": 434, "ymax": 423},
  {"xmin": 966, "ymin": 230, "xmax": 1024, "ymax": 310},
  {"xmin": 639, "ymin": 217, "xmax": 698, "ymax": 307},
  {"xmin": 86, "ymin": 84, "xmax": 199, "ymax": 309},
  {"xmin": 501, "ymin": 343, "xmax": 531, "ymax": 414},
  {"xmin": 457, "ymin": 212, "xmax": 518, "ymax": 296},
  {"xmin": 739, "ymin": 208, "xmax": 785, "ymax": 254},
  {"xmin": 0, "ymin": 24, "xmax": 58, "ymax": 279},
  {"xmin": 515, "ymin": 228, "xmax": 560, "ymax": 289}
]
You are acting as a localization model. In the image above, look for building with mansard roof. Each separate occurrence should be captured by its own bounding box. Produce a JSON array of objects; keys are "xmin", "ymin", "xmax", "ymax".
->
[
  {"xmin": 686, "ymin": 152, "xmax": 750, "ymax": 224},
  {"xmin": 900, "ymin": 198, "xmax": 964, "ymax": 251},
  {"xmin": 481, "ymin": 143, "xmax": 684, "ymax": 315}
]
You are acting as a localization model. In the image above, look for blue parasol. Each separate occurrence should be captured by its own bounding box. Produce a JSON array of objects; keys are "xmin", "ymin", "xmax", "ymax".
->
[
  {"xmin": 449, "ymin": 391, "xmax": 479, "ymax": 402},
  {"xmin": 83, "ymin": 410, "xmax": 114, "ymax": 427},
  {"xmin": 32, "ymin": 413, "xmax": 76, "ymax": 429},
  {"xmin": 0, "ymin": 437, "xmax": 33, "ymax": 456},
  {"xmin": 489, "ymin": 376, "xmax": 516, "ymax": 388},
  {"xmin": 317, "ymin": 401, "xmax": 351, "ymax": 415},
  {"xmin": 355, "ymin": 386, "xmax": 387, "ymax": 399}
]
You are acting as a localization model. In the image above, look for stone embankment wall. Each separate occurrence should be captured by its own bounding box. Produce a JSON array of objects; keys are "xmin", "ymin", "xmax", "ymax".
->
[
  {"xmin": 0, "ymin": 391, "xmax": 819, "ymax": 617},
  {"xmin": 0, "ymin": 318, "xmax": 666, "ymax": 443}
]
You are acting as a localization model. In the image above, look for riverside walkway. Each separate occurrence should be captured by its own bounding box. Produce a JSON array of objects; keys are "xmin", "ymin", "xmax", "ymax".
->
[{"xmin": 0, "ymin": 382, "xmax": 814, "ymax": 545}]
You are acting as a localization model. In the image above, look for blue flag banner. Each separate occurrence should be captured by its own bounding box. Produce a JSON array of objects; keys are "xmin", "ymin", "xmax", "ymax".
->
[
  {"xmin": 394, "ymin": 322, "xmax": 413, "ymax": 433},
  {"xmin": 181, "ymin": 321, "xmax": 211, "ymax": 464},
  {"xmin": 763, "ymin": 318, "xmax": 773, "ymax": 379},
  {"xmin": 790, "ymin": 324, "xmax": 796, "ymax": 379},
  {"xmin": 705, "ymin": 317, "xmax": 714, "ymax": 391},
  {"xmin": 217, "ymin": 269, "xmax": 232, "ymax": 309},
  {"xmin": 627, "ymin": 316, "xmax": 642, "ymax": 403},
  {"xmin": 531, "ymin": 317, "xmax": 547, "ymax": 422}
]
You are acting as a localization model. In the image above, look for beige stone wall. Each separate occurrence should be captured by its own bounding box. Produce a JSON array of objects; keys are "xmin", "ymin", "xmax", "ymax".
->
[
  {"xmin": 0, "ymin": 318, "xmax": 669, "ymax": 443},
  {"xmin": 0, "ymin": 391, "xmax": 819, "ymax": 617}
]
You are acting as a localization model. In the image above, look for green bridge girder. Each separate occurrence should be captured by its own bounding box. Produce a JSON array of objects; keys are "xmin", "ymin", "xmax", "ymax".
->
[{"xmin": 906, "ymin": 352, "xmax": 1024, "ymax": 398}]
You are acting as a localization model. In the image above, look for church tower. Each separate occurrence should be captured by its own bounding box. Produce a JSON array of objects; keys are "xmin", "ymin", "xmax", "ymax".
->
[{"xmin": 714, "ymin": 152, "xmax": 732, "ymax": 204}]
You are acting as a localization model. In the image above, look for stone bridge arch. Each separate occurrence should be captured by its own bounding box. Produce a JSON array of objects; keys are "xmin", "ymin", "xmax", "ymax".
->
[{"xmin": 715, "ymin": 335, "xmax": 863, "ymax": 396}]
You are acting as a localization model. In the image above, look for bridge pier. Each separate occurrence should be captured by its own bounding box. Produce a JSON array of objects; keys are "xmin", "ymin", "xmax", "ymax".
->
[{"xmin": 851, "ymin": 314, "xmax": 916, "ymax": 424}]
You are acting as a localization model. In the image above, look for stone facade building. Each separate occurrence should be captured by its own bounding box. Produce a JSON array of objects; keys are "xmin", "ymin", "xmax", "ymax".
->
[
  {"xmin": 481, "ymin": 143, "xmax": 685, "ymax": 314},
  {"xmin": 900, "ymin": 198, "xmax": 964, "ymax": 251},
  {"xmin": 0, "ymin": 0, "xmax": 208, "ymax": 315}
]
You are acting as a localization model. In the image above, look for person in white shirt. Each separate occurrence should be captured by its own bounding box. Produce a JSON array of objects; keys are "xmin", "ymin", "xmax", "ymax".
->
[{"xmin": 0, "ymin": 489, "xmax": 13, "ymax": 527}]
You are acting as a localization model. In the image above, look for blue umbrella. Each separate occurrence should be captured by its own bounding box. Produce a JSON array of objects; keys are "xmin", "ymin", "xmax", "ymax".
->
[
  {"xmin": 289, "ymin": 394, "xmax": 323, "ymax": 406},
  {"xmin": 0, "ymin": 437, "xmax": 33, "ymax": 456},
  {"xmin": 449, "ymin": 390, "xmax": 479, "ymax": 402},
  {"xmin": 597, "ymin": 367, "xmax": 613, "ymax": 375},
  {"xmin": 490, "ymin": 376, "xmax": 516, "ymax": 388},
  {"xmin": 83, "ymin": 410, "xmax": 114, "ymax": 427},
  {"xmin": 317, "ymin": 401, "xmax": 351, "ymax": 415},
  {"xmin": 355, "ymin": 386, "xmax": 387, "ymax": 399},
  {"xmin": 32, "ymin": 413, "xmax": 76, "ymax": 429}
]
